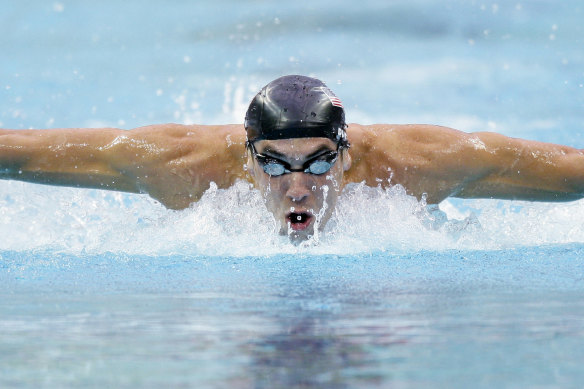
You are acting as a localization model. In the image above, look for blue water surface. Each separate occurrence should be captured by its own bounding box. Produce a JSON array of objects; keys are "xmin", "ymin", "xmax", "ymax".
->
[
  {"xmin": 1, "ymin": 247, "xmax": 584, "ymax": 388},
  {"xmin": 1, "ymin": 0, "xmax": 584, "ymax": 388}
]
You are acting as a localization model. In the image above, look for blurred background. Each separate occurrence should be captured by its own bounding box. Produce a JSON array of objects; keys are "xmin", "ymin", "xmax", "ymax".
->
[{"xmin": 1, "ymin": 0, "xmax": 583, "ymax": 145}]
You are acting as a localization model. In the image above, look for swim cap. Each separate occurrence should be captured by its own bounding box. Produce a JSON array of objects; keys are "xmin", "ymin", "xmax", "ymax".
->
[{"xmin": 245, "ymin": 75, "xmax": 348, "ymax": 146}]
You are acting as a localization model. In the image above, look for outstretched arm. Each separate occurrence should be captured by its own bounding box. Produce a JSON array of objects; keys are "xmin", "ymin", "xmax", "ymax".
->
[
  {"xmin": 0, "ymin": 124, "xmax": 247, "ymax": 209},
  {"xmin": 346, "ymin": 124, "xmax": 584, "ymax": 204},
  {"xmin": 454, "ymin": 131, "xmax": 584, "ymax": 202},
  {"xmin": 1, "ymin": 127, "xmax": 139, "ymax": 192}
]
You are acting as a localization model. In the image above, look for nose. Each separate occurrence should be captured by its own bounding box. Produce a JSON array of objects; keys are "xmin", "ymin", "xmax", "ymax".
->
[{"xmin": 285, "ymin": 172, "xmax": 311, "ymax": 202}]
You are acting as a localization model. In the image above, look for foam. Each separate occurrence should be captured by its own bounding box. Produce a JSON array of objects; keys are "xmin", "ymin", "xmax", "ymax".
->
[{"xmin": 2, "ymin": 180, "xmax": 584, "ymax": 257}]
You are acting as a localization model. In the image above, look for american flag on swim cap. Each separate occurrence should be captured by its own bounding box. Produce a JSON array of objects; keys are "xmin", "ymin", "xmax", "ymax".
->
[{"xmin": 320, "ymin": 87, "xmax": 344, "ymax": 108}]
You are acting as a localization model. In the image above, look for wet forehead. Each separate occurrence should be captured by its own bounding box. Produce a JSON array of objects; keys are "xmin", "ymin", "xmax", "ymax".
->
[{"xmin": 254, "ymin": 138, "xmax": 337, "ymax": 160}]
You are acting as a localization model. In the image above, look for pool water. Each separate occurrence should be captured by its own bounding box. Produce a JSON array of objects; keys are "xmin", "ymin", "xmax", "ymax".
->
[
  {"xmin": 1, "ymin": 1, "xmax": 584, "ymax": 387},
  {"xmin": 2, "ymin": 247, "xmax": 584, "ymax": 388}
]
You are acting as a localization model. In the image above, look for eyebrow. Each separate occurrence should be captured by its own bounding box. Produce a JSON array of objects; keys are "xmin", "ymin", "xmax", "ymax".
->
[{"xmin": 260, "ymin": 145, "xmax": 335, "ymax": 162}]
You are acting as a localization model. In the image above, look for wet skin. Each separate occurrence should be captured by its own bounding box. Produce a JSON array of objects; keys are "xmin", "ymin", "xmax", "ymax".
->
[
  {"xmin": 247, "ymin": 138, "xmax": 352, "ymax": 241},
  {"xmin": 3, "ymin": 123, "xmax": 584, "ymax": 239}
]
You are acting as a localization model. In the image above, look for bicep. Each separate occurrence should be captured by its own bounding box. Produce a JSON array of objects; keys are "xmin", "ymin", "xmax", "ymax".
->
[
  {"xmin": 381, "ymin": 126, "xmax": 497, "ymax": 203},
  {"xmin": 346, "ymin": 125, "xmax": 495, "ymax": 203}
]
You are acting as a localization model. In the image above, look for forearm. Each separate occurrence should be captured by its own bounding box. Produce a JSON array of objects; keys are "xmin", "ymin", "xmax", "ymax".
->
[
  {"xmin": 0, "ymin": 128, "xmax": 140, "ymax": 192},
  {"xmin": 456, "ymin": 132, "xmax": 584, "ymax": 202}
]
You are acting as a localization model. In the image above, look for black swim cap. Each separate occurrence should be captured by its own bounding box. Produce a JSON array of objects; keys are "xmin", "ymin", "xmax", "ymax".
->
[{"xmin": 245, "ymin": 75, "xmax": 348, "ymax": 146}]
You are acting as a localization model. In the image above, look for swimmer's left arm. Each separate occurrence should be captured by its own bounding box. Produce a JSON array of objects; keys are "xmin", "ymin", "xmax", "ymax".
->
[
  {"xmin": 353, "ymin": 124, "xmax": 584, "ymax": 203},
  {"xmin": 453, "ymin": 131, "xmax": 584, "ymax": 202}
]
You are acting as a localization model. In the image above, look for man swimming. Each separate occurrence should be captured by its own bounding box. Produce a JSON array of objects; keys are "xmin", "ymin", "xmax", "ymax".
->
[{"xmin": 1, "ymin": 75, "xmax": 584, "ymax": 240}]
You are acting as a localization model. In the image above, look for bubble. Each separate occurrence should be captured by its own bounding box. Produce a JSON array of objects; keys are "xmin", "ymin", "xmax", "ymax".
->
[{"xmin": 52, "ymin": 2, "xmax": 64, "ymax": 12}]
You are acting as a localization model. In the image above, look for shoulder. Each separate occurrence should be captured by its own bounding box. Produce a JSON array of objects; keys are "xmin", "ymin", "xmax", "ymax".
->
[
  {"xmin": 346, "ymin": 123, "xmax": 473, "ymax": 167},
  {"xmin": 127, "ymin": 123, "xmax": 245, "ymax": 145},
  {"xmin": 347, "ymin": 123, "xmax": 470, "ymax": 148},
  {"xmin": 115, "ymin": 123, "xmax": 249, "ymax": 209},
  {"xmin": 343, "ymin": 123, "xmax": 488, "ymax": 199},
  {"xmin": 123, "ymin": 123, "xmax": 247, "ymax": 163},
  {"xmin": 136, "ymin": 121, "xmax": 247, "ymax": 162}
]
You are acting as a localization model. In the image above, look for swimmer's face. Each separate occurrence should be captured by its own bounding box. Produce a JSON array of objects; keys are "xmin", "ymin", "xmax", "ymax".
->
[{"xmin": 247, "ymin": 137, "xmax": 351, "ymax": 241}]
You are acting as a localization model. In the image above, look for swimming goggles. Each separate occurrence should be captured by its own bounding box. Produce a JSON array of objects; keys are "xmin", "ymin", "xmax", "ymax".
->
[{"xmin": 248, "ymin": 142, "xmax": 339, "ymax": 176}]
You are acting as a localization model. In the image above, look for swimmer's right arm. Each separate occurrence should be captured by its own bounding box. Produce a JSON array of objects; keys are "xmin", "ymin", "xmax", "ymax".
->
[
  {"xmin": 0, "ymin": 127, "xmax": 142, "ymax": 192},
  {"xmin": 0, "ymin": 125, "xmax": 248, "ymax": 209}
]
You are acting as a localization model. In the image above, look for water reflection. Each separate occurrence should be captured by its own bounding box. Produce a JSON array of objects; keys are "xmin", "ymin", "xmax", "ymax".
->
[
  {"xmin": 4, "ymin": 250, "xmax": 584, "ymax": 387},
  {"xmin": 244, "ymin": 260, "xmax": 395, "ymax": 388},
  {"xmin": 251, "ymin": 316, "xmax": 358, "ymax": 388}
]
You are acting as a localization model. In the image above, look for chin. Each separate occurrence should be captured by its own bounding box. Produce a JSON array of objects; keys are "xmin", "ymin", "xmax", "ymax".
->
[
  {"xmin": 282, "ymin": 217, "xmax": 332, "ymax": 244},
  {"xmin": 275, "ymin": 220, "xmax": 311, "ymax": 243},
  {"xmin": 287, "ymin": 230, "xmax": 315, "ymax": 244}
]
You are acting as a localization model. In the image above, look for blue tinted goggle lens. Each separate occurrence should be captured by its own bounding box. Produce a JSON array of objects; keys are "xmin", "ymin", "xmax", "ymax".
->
[
  {"xmin": 263, "ymin": 163, "xmax": 287, "ymax": 176},
  {"xmin": 261, "ymin": 158, "xmax": 335, "ymax": 176},
  {"xmin": 304, "ymin": 160, "xmax": 332, "ymax": 175}
]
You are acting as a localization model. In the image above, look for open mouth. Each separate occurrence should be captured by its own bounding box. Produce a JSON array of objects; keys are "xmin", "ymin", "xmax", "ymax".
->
[{"xmin": 286, "ymin": 211, "xmax": 313, "ymax": 231}]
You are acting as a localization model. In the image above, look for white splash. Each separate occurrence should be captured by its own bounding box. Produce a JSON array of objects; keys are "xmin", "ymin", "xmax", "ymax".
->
[{"xmin": 1, "ymin": 179, "xmax": 584, "ymax": 257}]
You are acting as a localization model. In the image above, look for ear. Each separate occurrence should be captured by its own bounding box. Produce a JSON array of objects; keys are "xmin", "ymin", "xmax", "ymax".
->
[{"xmin": 341, "ymin": 149, "xmax": 352, "ymax": 172}]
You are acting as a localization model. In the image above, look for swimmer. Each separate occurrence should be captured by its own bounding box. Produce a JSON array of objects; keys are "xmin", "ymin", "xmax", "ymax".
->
[{"xmin": 1, "ymin": 75, "xmax": 584, "ymax": 240}]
